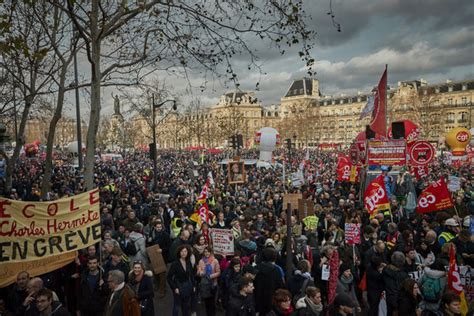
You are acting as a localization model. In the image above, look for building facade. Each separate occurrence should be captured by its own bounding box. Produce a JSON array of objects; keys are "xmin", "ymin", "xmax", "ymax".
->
[{"xmin": 148, "ymin": 78, "xmax": 473, "ymax": 149}]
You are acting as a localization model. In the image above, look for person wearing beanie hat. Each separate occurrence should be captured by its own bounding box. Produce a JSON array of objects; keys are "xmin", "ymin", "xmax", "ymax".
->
[
  {"xmin": 336, "ymin": 263, "xmax": 360, "ymax": 313},
  {"xmin": 438, "ymin": 218, "xmax": 460, "ymax": 246}
]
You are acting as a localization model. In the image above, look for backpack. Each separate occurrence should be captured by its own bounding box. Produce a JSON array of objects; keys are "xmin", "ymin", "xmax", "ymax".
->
[
  {"xmin": 292, "ymin": 278, "xmax": 310, "ymax": 306},
  {"xmin": 421, "ymin": 277, "xmax": 441, "ymax": 302},
  {"xmin": 123, "ymin": 239, "xmax": 138, "ymax": 256}
]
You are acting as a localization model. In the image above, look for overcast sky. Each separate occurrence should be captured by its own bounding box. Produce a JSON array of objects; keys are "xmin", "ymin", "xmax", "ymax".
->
[{"xmin": 68, "ymin": 0, "xmax": 473, "ymax": 117}]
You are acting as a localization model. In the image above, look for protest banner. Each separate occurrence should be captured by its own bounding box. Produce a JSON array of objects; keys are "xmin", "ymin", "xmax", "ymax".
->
[
  {"xmin": 283, "ymin": 193, "xmax": 302, "ymax": 211},
  {"xmin": 0, "ymin": 189, "xmax": 101, "ymax": 263},
  {"xmin": 367, "ymin": 140, "xmax": 406, "ymax": 166},
  {"xmin": 146, "ymin": 245, "xmax": 167, "ymax": 275},
  {"xmin": 210, "ymin": 229, "xmax": 234, "ymax": 256},
  {"xmin": 0, "ymin": 251, "xmax": 77, "ymax": 288},
  {"xmin": 344, "ymin": 223, "xmax": 361, "ymax": 245}
]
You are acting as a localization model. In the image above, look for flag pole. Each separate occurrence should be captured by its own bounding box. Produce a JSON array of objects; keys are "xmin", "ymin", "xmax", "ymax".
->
[{"xmin": 385, "ymin": 64, "xmax": 388, "ymax": 138}]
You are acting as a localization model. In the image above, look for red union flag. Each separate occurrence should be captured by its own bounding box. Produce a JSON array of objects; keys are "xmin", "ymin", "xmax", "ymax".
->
[
  {"xmin": 363, "ymin": 175, "xmax": 390, "ymax": 216},
  {"xmin": 416, "ymin": 177, "xmax": 454, "ymax": 213},
  {"xmin": 337, "ymin": 156, "xmax": 351, "ymax": 182},
  {"xmin": 447, "ymin": 244, "xmax": 469, "ymax": 315},
  {"xmin": 369, "ymin": 67, "xmax": 387, "ymax": 137}
]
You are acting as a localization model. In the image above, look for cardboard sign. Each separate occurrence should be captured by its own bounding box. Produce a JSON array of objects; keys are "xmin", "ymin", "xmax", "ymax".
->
[
  {"xmin": 297, "ymin": 199, "xmax": 314, "ymax": 220},
  {"xmin": 0, "ymin": 190, "xmax": 101, "ymax": 263},
  {"xmin": 408, "ymin": 141, "xmax": 435, "ymax": 166},
  {"xmin": 210, "ymin": 229, "xmax": 234, "ymax": 256},
  {"xmin": 146, "ymin": 245, "xmax": 167, "ymax": 275},
  {"xmin": 367, "ymin": 140, "xmax": 406, "ymax": 166},
  {"xmin": 344, "ymin": 223, "xmax": 361, "ymax": 245},
  {"xmin": 283, "ymin": 193, "xmax": 303, "ymax": 210}
]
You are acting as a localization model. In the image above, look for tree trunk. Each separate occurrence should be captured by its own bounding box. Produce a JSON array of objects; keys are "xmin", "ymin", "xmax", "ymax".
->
[
  {"xmin": 84, "ymin": 0, "xmax": 100, "ymax": 190},
  {"xmin": 41, "ymin": 66, "xmax": 67, "ymax": 199},
  {"xmin": 5, "ymin": 94, "xmax": 33, "ymax": 191}
]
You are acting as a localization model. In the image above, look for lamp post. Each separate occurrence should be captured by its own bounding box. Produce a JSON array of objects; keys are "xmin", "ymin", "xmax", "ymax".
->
[{"xmin": 151, "ymin": 95, "xmax": 176, "ymax": 191}]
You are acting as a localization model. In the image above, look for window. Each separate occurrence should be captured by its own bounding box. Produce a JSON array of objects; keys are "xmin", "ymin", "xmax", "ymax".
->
[
  {"xmin": 461, "ymin": 97, "xmax": 467, "ymax": 104},
  {"xmin": 448, "ymin": 98, "xmax": 453, "ymax": 105}
]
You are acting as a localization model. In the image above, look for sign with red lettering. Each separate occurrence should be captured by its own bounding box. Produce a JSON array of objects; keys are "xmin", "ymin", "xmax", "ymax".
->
[
  {"xmin": 409, "ymin": 141, "xmax": 435, "ymax": 166},
  {"xmin": 345, "ymin": 223, "xmax": 361, "ymax": 245},
  {"xmin": 0, "ymin": 190, "xmax": 101, "ymax": 263},
  {"xmin": 210, "ymin": 229, "xmax": 234, "ymax": 256},
  {"xmin": 416, "ymin": 178, "xmax": 454, "ymax": 214},
  {"xmin": 367, "ymin": 140, "xmax": 406, "ymax": 166}
]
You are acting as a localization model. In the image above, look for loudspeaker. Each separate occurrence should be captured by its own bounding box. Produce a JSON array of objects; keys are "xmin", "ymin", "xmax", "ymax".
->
[
  {"xmin": 391, "ymin": 122, "xmax": 405, "ymax": 139},
  {"xmin": 365, "ymin": 125, "xmax": 376, "ymax": 139}
]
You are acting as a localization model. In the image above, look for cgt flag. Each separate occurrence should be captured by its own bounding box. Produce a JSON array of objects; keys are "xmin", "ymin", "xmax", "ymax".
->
[
  {"xmin": 369, "ymin": 67, "xmax": 387, "ymax": 137},
  {"xmin": 363, "ymin": 175, "xmax": 390, "ymax": 217},
  {"xmin": 416, "ymin": 177, "xmax": 454, "ymax": 214},
  {"xmin": 447, "ymin": 244, "xmax": 468, "ymax": 315}
]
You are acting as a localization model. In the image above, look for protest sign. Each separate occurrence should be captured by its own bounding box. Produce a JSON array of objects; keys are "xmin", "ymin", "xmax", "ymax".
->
[
  {"xmin": 344, "ymin": 223, "xmax": 361, "ymax": 245},
  {"xmin": 447, "ymin": 176, "xmax": 461, "ymax": 192},
  {"xmin": 146, "ymin": 245, "xmax": 167, "ymax": 275},
  {"xmin": 297, "ymin": 199, "xmax": 314, "ymax": 219},
  {"xmin": 0, "ymin": 251, "xmax": 77, "ymax": 288},
  {"xmin": 0, "ymin": 189, "xmax": 101, "ymax": 263},
  {"xmin": 367, "ymin": 140, "xmax": 406, "ymax": 166},
  {"xmin": 302, "ymin": 215, "xmax": 319, "ymax": 231},
  {"xmin": 283, "ymin": 193, "xmax": 302, "ymax": 210},
  {"xmin": 408, "ymin": 141, "xmax": 435, "ymax": 166},
  {"xmin": 210, "ymin": 229, "xmax": 234, "ymax": 256}
]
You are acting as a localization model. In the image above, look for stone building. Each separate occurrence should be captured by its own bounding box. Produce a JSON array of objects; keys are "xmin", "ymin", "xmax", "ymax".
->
[
  {"xmin": 24, "ymin": 117, "xmax": 87, "ymax": 147},
  {"xmin": 146, "ymin": 77, "xmax": 473, "ymax": 149}
]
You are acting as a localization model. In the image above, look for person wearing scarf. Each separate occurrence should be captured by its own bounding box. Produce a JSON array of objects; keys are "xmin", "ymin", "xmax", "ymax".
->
[
  {"xmin": 197, "ymin": 247, "xmax": 221, "ymax": 316},
  {"xmin": 336, "ymin": 263, "xmax": 360, "ymax": 313},
  {"xmin": 294, "ymin": 286, "xmax": 324, "ymax": 316}
]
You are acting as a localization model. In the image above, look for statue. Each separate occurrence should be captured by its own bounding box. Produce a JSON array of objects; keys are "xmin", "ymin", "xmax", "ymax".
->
[{"xmin": 113, "ymin": 94, "xmax": 121, "ymax": 115}]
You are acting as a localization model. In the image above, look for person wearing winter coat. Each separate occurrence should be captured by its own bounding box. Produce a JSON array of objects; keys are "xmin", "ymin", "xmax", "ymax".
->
[
  {"xmin": 336, "ymin": 263, "xmax": 360, "ymax": 313},
  {"xmin": 288, "ymin": 260, "xmax": 315, "ymax": 298},
  {"xmin": 226, "ymin": 276, "xmax": 256, "ymax": 316},
  {"xmin": 196, "ymin": 247, "xmax": 221, "ymax": 316},
  {"xmin": 294, "ymin": 286, "xmax": 324, "ymax": 316},
  {"xmin": 398, "ymin": 278, "xmax": 422, "ymax": 316},
  {"xmin": 78, "ymin": 256, "xmax": 108, "ymax": 316},
  {"xmin": 266, "ymin": 289, "xmax": 295, "ymax": 316},
  {"xmin": 366, "ymin": 256, "xmax": 385, "ymax": 316},
  {"xmin": 220, "ymin": 258, "xmax": 242, "ymax": 310},
  {"xmin": 418, "ymin": 263, "xmax": 447, "ymax": 313},
  {"xmin": 382, "ymin": 251, "xmax": 409, "ymax": 316},
  {"xmin": 129, "ymin": 223, "xmax": 149, "ymax": 268},
  {"xmin": 128, "ymin": 261, "xmax": 154, "ymax": 316},
  {"xmin": 167, "ymin": 245, "xmax": 196, "ymax": 316},
  {"xmin": 254, "ymin": 247, "xmax": 285, "ymax": 315}
]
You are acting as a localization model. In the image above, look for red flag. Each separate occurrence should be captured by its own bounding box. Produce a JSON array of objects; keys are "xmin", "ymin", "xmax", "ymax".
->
[
  {"xmin": 337, "ymin": 156, "xmax": 351, "ymax": 182},
  {"xmin": 363, "ymin": 175, "xmax": 390, "ymax": 216},
  {"xmin": 412, "ymin": 165, "xmax": 429, "ymax": 180},
  {"xmin": 447, "ymin": 244, "xmax": 469, "ymax": 315},
  {"xmin": 369, "ymin": 68, "xmax": 387, "ymax": 137},
  {"xmin": 416, "ymin": 177, "xmax": 454, "ymax": 213}
]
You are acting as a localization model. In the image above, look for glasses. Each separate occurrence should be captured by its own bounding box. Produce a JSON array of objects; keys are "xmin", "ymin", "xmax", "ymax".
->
[
  {"xmin": 134, "ymin": 260, "xmax": 143, "ymax": 264},
  {"xmin": 279, "ymin": 298, "xmax": 291, "ymax": 303}
]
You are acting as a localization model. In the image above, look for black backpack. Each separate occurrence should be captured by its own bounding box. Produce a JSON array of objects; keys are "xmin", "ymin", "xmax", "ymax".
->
[
  {"xmin": 122, "ymin": 239, "xmax": 138, "ymax": 256},
  {"xmin": 292, "ymin": 278, "xmax": 310, "ymax": 306}
]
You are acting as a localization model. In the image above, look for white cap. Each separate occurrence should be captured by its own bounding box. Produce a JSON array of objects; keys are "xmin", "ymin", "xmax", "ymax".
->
[{"xmin": 445, "ymin": 218, "xmax": 459, "ymax": 227}]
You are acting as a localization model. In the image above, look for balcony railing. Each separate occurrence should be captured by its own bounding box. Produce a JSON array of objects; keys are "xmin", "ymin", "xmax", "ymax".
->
[{"xmin": 445, "ymin": 119, "xmax": 455, "ymax": 123}]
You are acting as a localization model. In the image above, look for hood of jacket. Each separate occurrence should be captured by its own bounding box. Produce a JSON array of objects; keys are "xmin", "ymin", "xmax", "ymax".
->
[
  {"xmin": 295, "ymin": 297, "xmax": 307, "ymax": 309},
  {"xmin": 129, "ymin": 231, "xmax": 144, "ymax": 242},
  {"xmin": 423, "ymin": 267, "xmax": 446, "ymax": 278}
]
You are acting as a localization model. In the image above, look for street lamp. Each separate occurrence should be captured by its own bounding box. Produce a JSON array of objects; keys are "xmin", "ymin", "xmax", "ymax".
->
[{"xmin": 151, "ymin": 94, "xmax": 176, "ymax": 191}]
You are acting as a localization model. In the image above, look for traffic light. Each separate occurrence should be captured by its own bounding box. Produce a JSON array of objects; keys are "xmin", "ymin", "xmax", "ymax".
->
[
  {"xmin": 149, "ymin": 143, "xmax": 156, "ymax": 159},
  {"xmin": 237, "ymin": 134, "xmax": 243, "ymax": 148},
  {"xmin": 285, "ymin": 138, "xmax": 292, "ymax": 150},
  {"xmin": 229, "ymin": 135, "xmax": 236, "ymax": 149}
]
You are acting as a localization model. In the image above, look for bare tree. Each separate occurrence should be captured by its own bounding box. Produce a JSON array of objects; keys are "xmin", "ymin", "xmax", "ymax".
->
[
  {"xmin": 0, "ymin": 1, "xmax": 59, "ymax": 190},
  {"xmin": 47, "ymin": 0, "xmax": 314, "ymax": 189}
]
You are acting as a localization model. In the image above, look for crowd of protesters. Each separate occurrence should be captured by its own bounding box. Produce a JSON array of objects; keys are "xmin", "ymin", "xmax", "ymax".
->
[{"xmin": 0, "ymin": 147, "xmax": 473, "ymax": 316}]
